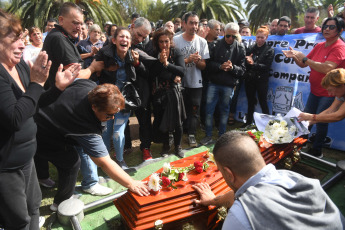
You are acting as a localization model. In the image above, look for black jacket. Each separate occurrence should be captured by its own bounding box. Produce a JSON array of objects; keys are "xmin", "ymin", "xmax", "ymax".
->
[
  {"xmin": 0, "ymin": 59, "xmax": 62, "ymax": 171},
  {"xmin": 207, "ymin": 38, "xmax": 246, "ymax": 87},
  {"xmin": 95, "ymin": 43, "xmax": 155, "ymax": 107},
  {"xmin": 245, "ymin": 43, "xmax": 274, "ymax": 81},
  {"xmin": 35, "ymin": 80, "xmax": 102, "ymax": 148}
]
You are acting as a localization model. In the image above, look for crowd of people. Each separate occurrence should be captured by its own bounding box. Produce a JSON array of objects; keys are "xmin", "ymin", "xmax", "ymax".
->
[{"xmin": 1, "ymin": 2, "xmax": 345, "ymax": 229}]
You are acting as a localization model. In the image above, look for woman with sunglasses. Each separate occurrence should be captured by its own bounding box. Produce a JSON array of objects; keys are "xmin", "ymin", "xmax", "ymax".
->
[
  {"xmin": 283, "ymin": 17, "xmax": 345, "ymax": 158},
  {"xmin": 35, "ymin": 83, "xmax": 150, "ymax": 211}
]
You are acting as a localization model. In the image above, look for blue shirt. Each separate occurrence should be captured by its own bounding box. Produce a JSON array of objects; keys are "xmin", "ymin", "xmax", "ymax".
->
[{"xmin": 77, "ymin": 38, "xmax": 104, "ymax": 68}]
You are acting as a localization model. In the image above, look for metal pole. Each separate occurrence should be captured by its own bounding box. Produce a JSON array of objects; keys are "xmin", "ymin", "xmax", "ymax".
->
[
  {"xmin": 300, "ymin": 151, "xmax": 337, "ymax": 168},
  {"xmin": 70, "ymin": 216, "xmax": 82, "ymax": 230},
  {"xmin": 83, "ymin": 190, "xmax": 127, "ymax": 213},
  {"xmin": 322, "ymin": 171, "xmax": 345, "ymax": 190}
]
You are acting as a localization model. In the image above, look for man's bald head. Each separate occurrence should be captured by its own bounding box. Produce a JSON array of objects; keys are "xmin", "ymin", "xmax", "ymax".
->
[{"xmin": 213, "ymin": 131, "xmax": 266, "ymax": 179}]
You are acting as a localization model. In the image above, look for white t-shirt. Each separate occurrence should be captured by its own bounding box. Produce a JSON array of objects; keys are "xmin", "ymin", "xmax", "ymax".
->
[
  {"xmin": 23, "ymin": 45, "xmax": 42, "ymax": 65},
  {"xmin": 173, "ymin": 34, "xmax": 209, "ymax": 88}
]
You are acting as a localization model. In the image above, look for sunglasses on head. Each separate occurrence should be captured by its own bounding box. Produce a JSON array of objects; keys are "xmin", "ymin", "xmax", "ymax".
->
[
  {"xmin": 225, "ymin": 34, "xmax": 237, "ymax": 39},
  {"xmin": 322, "ymin": 25, "xmax": 337, "ymax": 30}
]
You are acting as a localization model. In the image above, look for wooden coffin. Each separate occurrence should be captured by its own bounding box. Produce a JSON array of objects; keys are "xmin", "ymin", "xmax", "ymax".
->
[
  {"xmin": 114, "ymin": 137, "xmax": 307, "ymax": 230},
  {"xmin": 114, "ymin": 151, "xmax": 229, "ymax": 230}
]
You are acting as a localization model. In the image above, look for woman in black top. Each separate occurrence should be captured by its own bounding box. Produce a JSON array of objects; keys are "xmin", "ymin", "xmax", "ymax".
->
[
  {"xmin": 244, "ymin": 26, "xmax": 274, "ymax": 126},
  {"xmin": 151, "ymin": 28, "xmax": 186, "ymax": 158},
  {"xmin": 0, "ymin": 9, "xmax": 80, "ymax": 229}
]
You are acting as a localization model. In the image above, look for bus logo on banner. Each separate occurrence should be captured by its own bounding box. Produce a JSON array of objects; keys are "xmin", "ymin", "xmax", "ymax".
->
[{"xmin": 272, "ymin": 86, "xmax": 293, "ymax": 114}]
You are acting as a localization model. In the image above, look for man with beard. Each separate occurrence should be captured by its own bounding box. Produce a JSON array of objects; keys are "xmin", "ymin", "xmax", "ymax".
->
[
  {"xmin": 173, "ymin": 11, "xmax": 210, "ymax": 148},
  {"xmin": 277, "ymin": 16, "xmax": 291, "ymax": 35}
]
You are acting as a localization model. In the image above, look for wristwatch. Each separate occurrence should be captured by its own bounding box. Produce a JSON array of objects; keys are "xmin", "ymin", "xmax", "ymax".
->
[{"xmin": 302, "ymin": 57, "xmax": 308, "ymax": 64}]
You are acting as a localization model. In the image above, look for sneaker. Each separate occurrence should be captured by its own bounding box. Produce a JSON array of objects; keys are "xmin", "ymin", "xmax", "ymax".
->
[
  {"xmin": 200, "ymin": 136, "xmax": 213, "ymax": 146},
  {"xmin": 308, "ymin": 148, "xmax": 323, "ymax": 158},
  {"xmin": 188, "ymin": 134, "xmax": 197, "ymax": 147},
  {"xmin": 118, "ymin": 160, "xmax": 136, "ymax": 173},
  {"xmin": 160, "ymin": 143, "xmax": 170, "ymax": 157},
  {"xmin": 50, "ymin": 203, "xmax": 58, "ymax": 212},
  {"xmin": 38, "ymin": 178, "xmax": 55, "ymax": 188},
  {"xmin": 39, "ymin": 216, "xmax": 45, "ymax": 228},
  {"xmin": 175, "ymin": 145, "xmax": 184, "ymax": 158},
  {"xmin": 142, "ymin": 148, "xmax": 153, "ymax": 161},
  {"xmin": 118, "ymin": 160, "xmax": 129, "ymax": 170},
  {"xmin": 82, "ymin": 183, "xmax": 113, "ymax": 196}
]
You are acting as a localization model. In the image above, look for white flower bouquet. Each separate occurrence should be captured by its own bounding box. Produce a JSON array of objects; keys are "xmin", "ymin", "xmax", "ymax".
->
[
  {"xmin": 263, "ymin": 115, "xmax": 297, "ymax": 144},
  {"xmin": 254, "ymin": 108, "xmax": 309, "ymax": 145}
]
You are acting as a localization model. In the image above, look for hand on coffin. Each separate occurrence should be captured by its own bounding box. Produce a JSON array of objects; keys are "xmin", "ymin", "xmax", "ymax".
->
[
  {"xmin": 129, "ymin": 180, "xmax": 150, "ymax": 196},
  {"xmin": 192, "ymin": 183, "xmax": 216, "ymax": 206}
]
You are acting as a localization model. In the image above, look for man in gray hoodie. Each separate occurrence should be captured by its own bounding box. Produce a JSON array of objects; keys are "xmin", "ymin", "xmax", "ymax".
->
[{"xmin": 193, "ymin": 131, "xmax": 345, "ymax": 229}]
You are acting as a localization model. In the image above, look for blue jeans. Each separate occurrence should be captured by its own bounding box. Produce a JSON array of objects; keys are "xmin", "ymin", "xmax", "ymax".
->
[
  {"xmin": 72, "ymin": 134, "xmax": 110, "ymax": 189},
  {"xmin": 205, "ymin": 83, "xmax": 234, "ymax": 137},
  {"xmin": 102, "ymin": 111, "xmax": 130, "ymax": 162},
  {"xmin": 75, "ymin": 146, "xmax": 98, "ymax": 190},
  {"xmin": 304, "ymin": 93, "xmax": 334, "ymax": 151}
]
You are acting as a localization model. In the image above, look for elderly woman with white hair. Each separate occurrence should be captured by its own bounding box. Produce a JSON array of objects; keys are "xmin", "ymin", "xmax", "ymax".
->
[{"xmin": 78, "ymin": 24, "xmax": 104, "ymax": 69}]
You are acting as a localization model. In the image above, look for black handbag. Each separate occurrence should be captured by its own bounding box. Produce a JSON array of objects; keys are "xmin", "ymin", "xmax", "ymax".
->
[{"xmin": 121, "ymin": 81, "xmax": 141, "ymax": 111}]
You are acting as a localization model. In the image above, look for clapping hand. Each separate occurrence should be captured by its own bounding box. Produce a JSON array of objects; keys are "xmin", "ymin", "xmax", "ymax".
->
[
  {"xmin": 328, "ymin": 4, "xmax": 334, "ymax": 17},
  {"xmin": 189, "ymin": 51, "xmax": 202, "ymax": 64},
  {"xmin": 55, "ymin": 63, "xmax": 81, "ymax": 91},
  {"xmin": 220, "ymin": 60, "xmax": 233, "ymax": 71},
  {"xmin": 29, "ymin": 51, "xmax": 52, "ymax": 87},
  {"xmin": 246, "ymin": 54, "xmax": 254, "ymax": 65},
  {"xmin": 160, "ymin": 49, "xmax": 168, "ymax": 66}
]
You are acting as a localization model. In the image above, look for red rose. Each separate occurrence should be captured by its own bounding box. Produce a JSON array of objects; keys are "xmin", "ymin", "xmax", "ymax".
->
[
  {"xmin": 161, "ymin": 176, "xmax": 171, "ymax": 186},
  {"xmin": 247, "ymin": 131, "xmax": 257, "ymax": 141},
  {"xmin": 194, "ymin": 161, "xmax": 203, "ymax": 168},
  {"xmin": 195, "ymin": 166, "xmax": 203, "ymax": 173},
  {"xmin": 178, "ymin": 172, "xmax": 185, "ymax": 181}
]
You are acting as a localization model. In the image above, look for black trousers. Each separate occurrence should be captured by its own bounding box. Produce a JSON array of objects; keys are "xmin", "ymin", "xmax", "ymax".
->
[
  {"xmin": 183, "ymin": 87, "xmax": 202, "ymax": 135},
  {"xmin": 36, "ymin": 132, "xmax": 80, "ymax": 205},
  {"xmin": 152, "ymin": 105, "xmax": 183, "ymax": 147},
  {"xmin": 135, "ymin": 106, "xmax": 152, "ymax": 150},
  {"xmin": 245, "ymin": 79, "xmax": 269, "ymax": 124},
  {"xmin": 0, "ymin": 160, "xmax": 41, "ymax": 230}
]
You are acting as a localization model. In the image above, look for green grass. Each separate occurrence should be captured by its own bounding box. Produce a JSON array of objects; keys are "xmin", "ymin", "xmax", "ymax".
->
[{"xmin": 39, "ymin": 120, "xmax": 345, "ymax": 229}]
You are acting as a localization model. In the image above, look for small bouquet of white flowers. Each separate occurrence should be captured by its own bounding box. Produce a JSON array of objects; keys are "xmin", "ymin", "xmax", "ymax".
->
[
  {"xmin": 264, "ymin": 116, "xmax": 297, "ymax": 144},
  {"xmin": 254, "ymin": 108, "xmax": 309, "ymax": 145}
]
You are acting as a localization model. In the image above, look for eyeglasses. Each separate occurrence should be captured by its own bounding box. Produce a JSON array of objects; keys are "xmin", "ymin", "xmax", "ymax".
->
[
  {"xmin": 225, "ymin": 34, "xmax": 237, "ymax": 39},
  {"xmin": 105, "ymin": 108, "xmax": 120, "ymax": 119},
  {"xmin": 322, "ymin": 25, "xmax": 337, "ymax": 30}
]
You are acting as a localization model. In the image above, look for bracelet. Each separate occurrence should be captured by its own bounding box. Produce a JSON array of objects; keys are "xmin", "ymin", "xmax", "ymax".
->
[
  {"xmin": 312, "ymin": 114, "xmax": 316, "ymax": 121},
  {"xmin": 133, "ymin": 61, "xmax": 140, "ymax": 67}
]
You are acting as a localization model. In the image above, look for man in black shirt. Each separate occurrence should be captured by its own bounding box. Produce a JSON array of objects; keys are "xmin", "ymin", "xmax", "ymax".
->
[
  {"xmin": 41, "ymin": 2, "xmax": 112, "ymax": 199},
  {"xmin": 43, "ymin": 2, "xmax": 83, "ymax": 89}
]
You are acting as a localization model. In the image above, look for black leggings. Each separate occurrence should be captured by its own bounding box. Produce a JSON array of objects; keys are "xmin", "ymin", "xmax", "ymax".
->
[{"xmin": 245, "ymin": 79, "xmax": 269, "ymax": 124}]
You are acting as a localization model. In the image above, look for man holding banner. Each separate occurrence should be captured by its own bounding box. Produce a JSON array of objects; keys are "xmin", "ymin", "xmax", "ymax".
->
[{"xmin": 283, "ymin": 17, "xmax": 345, "ymax": 158}]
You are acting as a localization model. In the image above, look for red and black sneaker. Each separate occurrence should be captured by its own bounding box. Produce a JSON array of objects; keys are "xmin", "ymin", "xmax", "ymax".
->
[{"xmin": 142, "ymin": 148, "xmax": 153, "ymax": 161}]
